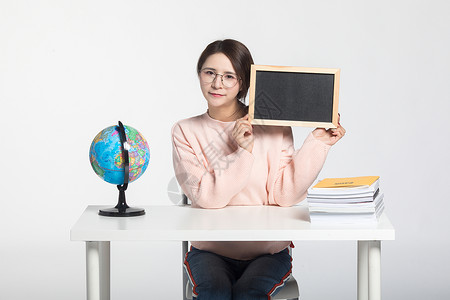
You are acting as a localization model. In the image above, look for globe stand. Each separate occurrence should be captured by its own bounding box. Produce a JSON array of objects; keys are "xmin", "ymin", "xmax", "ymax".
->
[
  {"xmin": 98, "ymin": 121, "xmax": 145, "ymax": 217},
  {"xmin": 98, "ymin": 183, "xmax": 145, "ymax": 217}
]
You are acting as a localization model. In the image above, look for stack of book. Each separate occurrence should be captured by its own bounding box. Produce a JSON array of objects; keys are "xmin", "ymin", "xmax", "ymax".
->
[{"xmin": 307, "ymin": 176, "xmax": 384, "ymax": 224}]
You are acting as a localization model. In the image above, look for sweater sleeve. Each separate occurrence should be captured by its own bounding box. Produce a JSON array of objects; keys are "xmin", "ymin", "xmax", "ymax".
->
[
  {"xmin": 171, "ymin": 123, "xmax": 254, "ymax": 209},
  {"xmin": 271, "ymin": 127, "xmax": 331, "ymax": 207}
]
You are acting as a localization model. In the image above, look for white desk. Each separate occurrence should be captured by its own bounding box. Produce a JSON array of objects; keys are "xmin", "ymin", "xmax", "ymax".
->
[{"xmin": 71, "ymin": 205, "xmax": 395, "ymax": 300}]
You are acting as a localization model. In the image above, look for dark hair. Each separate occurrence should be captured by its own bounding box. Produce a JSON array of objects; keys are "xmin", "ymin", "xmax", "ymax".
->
[{"xmin": 197, "ymin": 39, "xmax": 254, "ymax": 101}]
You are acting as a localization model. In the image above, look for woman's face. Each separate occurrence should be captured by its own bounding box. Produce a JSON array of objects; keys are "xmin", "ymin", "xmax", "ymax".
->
[{"xmin": 199, "ymin": 53, "xmax": 240, "ymax": 110}]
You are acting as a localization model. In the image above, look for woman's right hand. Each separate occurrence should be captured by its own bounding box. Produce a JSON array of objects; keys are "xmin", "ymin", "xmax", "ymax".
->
[{"xmin": 232, "ymin": 114, "xmax": 254, "ymax": 153}]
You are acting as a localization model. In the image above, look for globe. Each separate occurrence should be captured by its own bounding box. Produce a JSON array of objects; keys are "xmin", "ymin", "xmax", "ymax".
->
[{"xmin": 89, "ymin": 124, "xmax": 150, "ymax": 185}]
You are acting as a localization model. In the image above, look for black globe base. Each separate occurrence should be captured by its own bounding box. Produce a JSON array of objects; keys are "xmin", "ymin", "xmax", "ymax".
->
[
  {"xmin": 98, "ymin": 183, "xmax": 145, "ymax": 217},
  {"xmin": 99, "ymin": 207, "xmax": 145, "ymax": 217}
]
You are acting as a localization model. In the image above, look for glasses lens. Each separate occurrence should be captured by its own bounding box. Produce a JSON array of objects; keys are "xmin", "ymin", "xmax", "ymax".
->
[
  {"xmin": 200, "ymin": 69, "xmax": 215, "ymax": 83},
  {"xmin": 222, "ymin": 74, "xmax": 238, "ymax": 88}
]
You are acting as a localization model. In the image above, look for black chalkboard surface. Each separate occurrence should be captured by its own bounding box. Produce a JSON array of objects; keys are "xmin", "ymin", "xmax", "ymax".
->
[{"xmin": 248, "ymin": 65, "xmax": 340, "ymax": 128}]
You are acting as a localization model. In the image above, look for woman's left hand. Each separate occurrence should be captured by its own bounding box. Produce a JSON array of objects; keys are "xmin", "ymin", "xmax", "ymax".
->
[{"xmin": 312, "ymin": 114, "xmax": 346, "ymax": 146}]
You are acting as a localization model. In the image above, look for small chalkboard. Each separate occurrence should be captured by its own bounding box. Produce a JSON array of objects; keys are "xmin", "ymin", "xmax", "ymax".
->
[{"xmin": 248, "ymin": 65, "xmax": 340, "ymax": 128}]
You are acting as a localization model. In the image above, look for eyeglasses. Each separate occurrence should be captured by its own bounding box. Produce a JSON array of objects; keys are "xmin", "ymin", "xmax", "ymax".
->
[{"xmin": 200, "ymin": 68, "xmax": 240, "ymax": 88}]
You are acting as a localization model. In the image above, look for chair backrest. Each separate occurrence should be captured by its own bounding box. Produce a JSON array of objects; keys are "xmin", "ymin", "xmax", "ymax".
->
[{"xmin": 182, "ymin": 194, "xmax": 188, "ymax": 205}]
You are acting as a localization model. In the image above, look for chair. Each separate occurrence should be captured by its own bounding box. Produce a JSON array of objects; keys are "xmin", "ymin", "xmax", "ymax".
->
[{"xmin": 181, "ymin": 195, "xmax": 300, "ymax": 300}]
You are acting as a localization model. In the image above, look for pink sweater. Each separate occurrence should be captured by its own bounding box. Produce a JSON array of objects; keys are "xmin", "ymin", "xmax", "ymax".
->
[{"xmin": 172, "ymin": 112, "xmax": 331, "ymax": 260}]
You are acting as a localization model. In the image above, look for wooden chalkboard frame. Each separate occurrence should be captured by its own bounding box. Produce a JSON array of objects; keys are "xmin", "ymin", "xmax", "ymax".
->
[{"xmin": 248, "ymin": 65, "xmax": 340, "ymax": 128}]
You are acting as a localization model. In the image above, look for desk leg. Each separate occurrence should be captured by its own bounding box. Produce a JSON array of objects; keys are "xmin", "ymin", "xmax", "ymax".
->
[
  {"xmin": 368, "ymin": 241, "xmax": 381, "ymax": 300},
  {"xmin": 86, "ymin": 241, "xmax": 110, "ymax": 300},
  {"xmin": 357, "ymin": 241, "xmax": 381, "ymax": 300},
  {"xmin": 357, "ymin": 241, "xmax": 369, "ymax": 300}
]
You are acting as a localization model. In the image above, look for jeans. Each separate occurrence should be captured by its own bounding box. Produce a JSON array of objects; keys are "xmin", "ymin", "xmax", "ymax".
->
[{"xmin": 184, "ymin": 246, "xmax": 292, "ymax": 300}]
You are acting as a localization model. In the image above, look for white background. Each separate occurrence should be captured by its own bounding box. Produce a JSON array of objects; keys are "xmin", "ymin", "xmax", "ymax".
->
[{"xmin": 1, "ymin": 1, "xmax": 449, "ymax": 299}]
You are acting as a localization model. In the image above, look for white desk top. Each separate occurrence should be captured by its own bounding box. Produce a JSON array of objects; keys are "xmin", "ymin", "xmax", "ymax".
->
[{"xmin": 70, "ymin": 205, "xmax": 395, "ymax": 242}]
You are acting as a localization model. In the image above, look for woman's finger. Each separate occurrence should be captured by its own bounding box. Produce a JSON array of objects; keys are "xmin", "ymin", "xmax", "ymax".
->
[
  {"xmin": 232, "ymin": 124, "xmax": 250, "ymax": 142},
  {"xmin": 236, "ymin": 121, "xmax": 252, "ymax": 130},
  {"xmin": 238, "ymin": 122, "xmax": 252, "ymax": 133},
  {"xmin": 237, "ymin": 126, "xmax": 252, "ymax": 138},
  {"xmin": 231, "ymin": 127, "xmax": 238, "ymax": 138},
  {"xmin": 232, "ymin": 121, "xmax": 249, "ymax": 134}
]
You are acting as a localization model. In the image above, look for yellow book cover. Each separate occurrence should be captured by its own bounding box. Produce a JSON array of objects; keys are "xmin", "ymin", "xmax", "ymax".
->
[{"xmin": 312, "ymin": 176, "xmax": 380, "ymax": 189}]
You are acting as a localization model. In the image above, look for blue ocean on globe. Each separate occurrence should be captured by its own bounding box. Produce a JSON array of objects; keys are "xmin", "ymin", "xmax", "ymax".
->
[{"xmin": 89, "ymin": 124, "xmax": 150, "ymax": 185}]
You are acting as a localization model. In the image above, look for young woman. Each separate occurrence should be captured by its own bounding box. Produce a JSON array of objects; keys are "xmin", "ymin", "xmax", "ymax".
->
[{"xmin": 172, "ymin": 39, "xmax": 346, "ymax": 300}]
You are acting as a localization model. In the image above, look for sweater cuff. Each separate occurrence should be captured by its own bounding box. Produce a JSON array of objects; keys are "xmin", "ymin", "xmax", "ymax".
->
[{"xmin": 305, "ymin": 132, "xmax": 332, "ymax": 153}]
